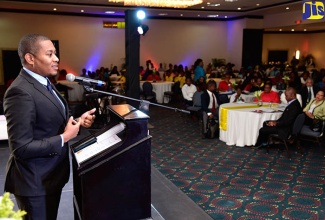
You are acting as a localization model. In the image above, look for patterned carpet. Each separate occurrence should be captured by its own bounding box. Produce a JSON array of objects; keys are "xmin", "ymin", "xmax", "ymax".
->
[{"xmin": 148, "ymin": 105, "xmax": 325, "ymax": 219}]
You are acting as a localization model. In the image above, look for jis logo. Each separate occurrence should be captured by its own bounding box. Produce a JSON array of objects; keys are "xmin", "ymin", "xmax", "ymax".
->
[{"xmin": 302, "ymin": 1, "xmax": 325, "ymax": 20}]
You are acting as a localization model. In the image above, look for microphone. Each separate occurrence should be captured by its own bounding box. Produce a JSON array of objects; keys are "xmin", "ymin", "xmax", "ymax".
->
[{"xmin": 66, "ymin": 74, "xmax": 106, "ymax": 87}]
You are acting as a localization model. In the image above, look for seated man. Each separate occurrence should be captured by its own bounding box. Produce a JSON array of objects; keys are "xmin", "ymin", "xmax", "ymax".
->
[
  {"xmin": 201, "ymin": 80, "xmax": 220, "ymax": 138},
  {"xmin": 182, "ymin": 77, "xmax": 197, "ymax": 106},
  {"xmin": 254, "ymin": 87, "xmax": 302, "ymax": 148},
  {"xmin": 254, "ymin": 83, "xmax": 280, "ymax": 103}
]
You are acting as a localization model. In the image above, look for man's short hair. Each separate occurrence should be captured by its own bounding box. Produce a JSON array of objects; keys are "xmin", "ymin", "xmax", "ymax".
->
[
  {"xmin": 207, "ymin": 80, "xmax": 216, "ymax": 87},
  {"xmin": 18, "ymin": 34, "xmax": 50, "ymax": 65}
]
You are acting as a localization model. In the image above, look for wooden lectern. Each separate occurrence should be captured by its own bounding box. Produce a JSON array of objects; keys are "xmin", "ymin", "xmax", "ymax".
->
[{"xmin": 70, "ymin": 104, "xmax": 151, "ymax": 220}]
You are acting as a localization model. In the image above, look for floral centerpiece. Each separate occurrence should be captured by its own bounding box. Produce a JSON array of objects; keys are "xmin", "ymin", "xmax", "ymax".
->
[
  {"xmin": 254, "ymin": 90, "xmax": 263, "ymax": 106},
  {"xmin": 0, "ymin": 193, "xmax": 26, "ymax": 220},
  {"xmin": 282, "ymin": 75, "xmax": 290, "ymax": 88}
]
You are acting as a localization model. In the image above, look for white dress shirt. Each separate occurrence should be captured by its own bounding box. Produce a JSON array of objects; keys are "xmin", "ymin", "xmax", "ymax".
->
[{"xmin": 182, "ymin": 84, "xmax": 197, "ymax": 101}]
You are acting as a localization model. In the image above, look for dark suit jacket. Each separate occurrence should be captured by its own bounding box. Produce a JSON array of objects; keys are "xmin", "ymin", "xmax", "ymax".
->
[
  {"xmin": 276, "ymin": 99, "xmax": 302, "ymax": 138},
  {"xmin": 300, "ymin": 85, "xmax": 319, "ymax": 108},
  {"xmin": 201, "ymin": 90, "xmax": 220, "ymax": 113},
  {"xmin": 4, "ymin": 69, "xmax": 70, "ymax": 196}
]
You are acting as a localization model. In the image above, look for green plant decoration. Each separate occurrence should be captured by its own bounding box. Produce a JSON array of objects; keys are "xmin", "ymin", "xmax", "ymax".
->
[{"xmin": 0, "ymin": 193, "xmax": 27, "ymax": 220}]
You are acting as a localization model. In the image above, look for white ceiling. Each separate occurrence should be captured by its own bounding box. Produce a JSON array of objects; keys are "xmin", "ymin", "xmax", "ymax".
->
[{"xmin": 1, "ymin": 0, "xmax": 324, "ymax": 31}]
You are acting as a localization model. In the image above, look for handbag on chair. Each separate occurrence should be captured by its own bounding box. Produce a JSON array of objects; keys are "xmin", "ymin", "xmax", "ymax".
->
[{"xmin": 310, "ymin": 119, "xmax": 323, "ymax": 132}]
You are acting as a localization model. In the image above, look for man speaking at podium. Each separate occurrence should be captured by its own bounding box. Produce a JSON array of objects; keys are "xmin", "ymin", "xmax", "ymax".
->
[{"xmin": 3, "ymin": 34, "xmax": 95, "ymax": 220}]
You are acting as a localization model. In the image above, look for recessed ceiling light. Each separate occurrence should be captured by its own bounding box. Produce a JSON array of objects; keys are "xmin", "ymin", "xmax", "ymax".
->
[
  {"xmin": 201, "ymin": 6, "xmax": 205, "ymax": 9},
  {"xmin": 207, "ymin": 2, "xmax": 210, "ymax": 4},
  {"xmin": 207, "ymin": 15, "xmax": 219, "ymax": 17},
  {"xmin": 198, "ymin": 14, "xmax": 200, "ymax": 17},
  {"xmin": 291, "ymin": 29, "xmax": 294, "ymax": 31},
  {"xmin": 53, "ymin": 8, "xmax": 57, "ymax": 11},
  {"xmin": 158, "ymin": 13, "xmax": 168, "ymax": 16},
  {"xmin": 225, "ymin": 0, "xmax": 238, "ymax": 2},
  {"xmin": 225, "ymin": 16, "xmax": 228, "ymax": 18},
  {"xmin": 304, "ymin": 29, "xmax": 307, "ymax": 31},
  {"xmin": 180, "ymin": 14, "xmax": 183, "ymax": 16},
  {"xmin": 207, "ymin": 4, "xmax": 220, "ymax": 6},
  {"xmin": 81, "ymin": 10, "xmax": 84, "ymax": 12},
  {"xmin": 279, "ymin": 29, "xmax": 282, "ymax": 31},
  {"xmin": 286, "ymin": 7, "xmax": 289, "ymax": 10},
  {"xmin": 256, "ymin": 4, "xmax": 260, "ymax": 6},
  {"xmin": 237, "ymin": 7, "xmax": 241, "ymax": 10},
  {"xmin": 105, "ymin": 11, "xmax": 115, "ymax": 14}
]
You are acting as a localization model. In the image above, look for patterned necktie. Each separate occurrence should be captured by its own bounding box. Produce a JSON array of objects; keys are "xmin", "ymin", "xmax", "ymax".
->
[
  {"xmin": 47, "ymin": 80, "xmax": 66, "ymax": 118},
  {"xmin": 307, "ymin": 87, "xmax": 311, "ymax": 103},
  {"xmin": 211, "ymin": 93, "xmax": 216, "ymax": 114}
]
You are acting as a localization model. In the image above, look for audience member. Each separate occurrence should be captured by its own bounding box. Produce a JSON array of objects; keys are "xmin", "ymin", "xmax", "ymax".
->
[
  {"xmin": 201, "ymin": 80, "xmax": 219, "ymax": 138},
  {"xmin": 194, "ymin": 58, "xmax": 206, "ymax": 82},
  {"xmin": 109, "ymin": 66, "xmax": 120, "ymax": 76},
  {"xmin": 254, "ymin": 87, "xmax": 302, "ymax": 148},
  {"xmin": 229, "ymin": 86, "xmax": 246, "ymax": 103},
  {"xmin": 254, "ymin": 83, "xmax": 280, "ymax": 103},
  {"xmin": 250, "ymin": 77, "xmax": 265, "ymax": 92},
  {"xmin": 301, "ymin": 77, "xmax": 320, "ymax": 108},
  {"xmin": 57, "ymin": 69, "xmax": 67, "ymax": 81},
  {"xmin": 182, "ymin": 77, "xmax": 197, "ymax": 106},
  {"xmin": 218, "ymin": 74, "xmax": 232, "ymax": 92}
]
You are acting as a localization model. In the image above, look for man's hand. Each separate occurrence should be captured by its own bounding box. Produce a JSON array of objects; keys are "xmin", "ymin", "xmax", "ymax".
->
[
  {"xmin": 267, "ymin": 121, "xmax": 277, "ymax": 126},
  {"xmin": 62, "ymin": 116, "xmax": 80, "ymax": 143},
  {"xmin": 80, "ymin": 108, "xmax": 96, "ymax": 128}
]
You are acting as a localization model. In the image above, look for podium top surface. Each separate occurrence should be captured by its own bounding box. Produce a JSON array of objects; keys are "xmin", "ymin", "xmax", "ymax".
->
[{"xmin": 109, "ymin": 104, "xmax": 149, "ymax": 120}]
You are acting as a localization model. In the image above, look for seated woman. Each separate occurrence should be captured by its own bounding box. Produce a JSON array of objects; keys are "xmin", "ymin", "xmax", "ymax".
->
[
  {"xmin": 229, "ymin": 86, "xmax": 246, "ymax": 103},
  {"xmin": 302, "ymin": 90, "xmax": 325, "ymax": 125},
  {"xmin": 254, "ymin": 83, "xmax": 280, "ymax": 103},
  {"xmin": 218, "ymin": 73, "xmax": 232, "ymax": 92},
  {"xmin": 146, "ymin": 71, "xmax": 161, "ymax": 81}
]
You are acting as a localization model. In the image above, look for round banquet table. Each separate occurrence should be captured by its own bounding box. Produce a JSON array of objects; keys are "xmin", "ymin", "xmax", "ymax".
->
[
  {"xmin": 140, "ymin": 81, "xmax": 174, "ymax": 103},
  {"xmin": 57, "ymin": 80, "xmax": 85, "ymax": 102},
  {"xmin": 219, "ymin": 103, "xmax": 283, "ymax": 147}
]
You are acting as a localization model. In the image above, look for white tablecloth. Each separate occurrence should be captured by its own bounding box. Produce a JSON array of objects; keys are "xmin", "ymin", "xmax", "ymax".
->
[
  {"xmin": 140, "ymin": 81, "xmax": 174, "ymax": 103},
  {"xmin": 57, "ymin": 80, "xmax": 85, "ymax": 102},
  {"xmin": 0, "ymin": 115, "xmax": 8, "ymax": 140},
  {"xmin": 219, "ymin": 103, "xmax": 282, "ymax": 147}
]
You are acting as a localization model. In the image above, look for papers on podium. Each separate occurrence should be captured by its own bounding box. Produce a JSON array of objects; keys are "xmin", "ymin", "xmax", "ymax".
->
[{"xmin": 74, "ymin": 122, "xmax": 125, "ymax": 164}]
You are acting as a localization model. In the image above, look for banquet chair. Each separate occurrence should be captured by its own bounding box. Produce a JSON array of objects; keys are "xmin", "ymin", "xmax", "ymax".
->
[
  {"xmin": 141, "ymin": 82, "xmax": 157, "ymax": 103},
  {"xmin": 266, "ymin": 115, "xmax": 304, "ymax": 159},
  {"xmin": 296, "ymin": 119, "xmax": 325, "ymax": 155},
  {"xmin": 186, "ymin": 91, "xmax": 203, "ymax": 120}
]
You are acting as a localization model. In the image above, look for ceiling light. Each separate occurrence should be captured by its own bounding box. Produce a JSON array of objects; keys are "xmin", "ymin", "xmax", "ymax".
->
[
  {"xmin": 180, "ymin": 14, "xmax": 183, "ymax": 16},
  {"xmin": 304, "ymin": 29, "xmax": 307, "ymax": 31},
  {"xmin": 105, "ymin": 11, "xmax": 115, "ymax": 14},
  {"xmin": 291, "ymin": 29, "xmax": 294, "ymax": 31},
  {"xmin": 225, "ymin": 0, "xmax": 238, "ymax": 2},
  {"xmin": 137, "ymin": 10, "xmax": 146, "ymax": 20},
  {"xmin": 207, "ymin": 15, "xmax": 219, "ymax": 17},
  {"xmin": 158, "ymin": 13, "xmax": 168, "ymax": 16},
  {"xmin": 286, "ymin": 7, "xmax": 289, "ymax": 10},
  {"xmin": 81, "ymin": 10, "xmax": 84, "ymax": 12},
  {"xmin": 53, "ymin": 8, "xmax": 57, "ymax": 11},
  {"xmin": 198, "ymin": 14, "xmax": 200, "ymax": 17},
  {"xmin": 279, "ymin": 29, "xmax": 282, "ymax": 31},
  {"xmin": 256, "ymin": 4, "xmax": 260, "ymax": 6},
  {"xmin": 207, "ymin": 3, "xmax": 220, "ymax": 6},
  {"xmin": 201, "ymin": 6, "xmax": 205, "ymax": 8},
  {"xmin": 207, "ymin": 2, "xmax": 210, "ymax": 4},
  {"xmin": 237, "ymin": 7, "xmax": 241, "ymax": 10},
  {"xmin": 225, "ymin": 16, "xmax": 227, "ymax": 18},
  {"xmin": 137, "ymin": 24, "xmax": 149, "ymax": 35},
  {"xmin": 108, "ymin": 0, "xmax": 203, "ymax": 8}
]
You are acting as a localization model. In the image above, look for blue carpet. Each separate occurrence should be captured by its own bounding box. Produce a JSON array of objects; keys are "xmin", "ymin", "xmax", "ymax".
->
[{"xmin": 149, "ymin": 105, "xmax": 325, "ymax": 219}]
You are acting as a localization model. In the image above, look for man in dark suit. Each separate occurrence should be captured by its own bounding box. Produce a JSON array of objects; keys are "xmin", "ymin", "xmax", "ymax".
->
[
  {"xmin": 301, "ymin": 77, "xmax": 319, "ymax": 108},
  {"xmin": 4, "ymin": 34, "xmax": 96, "ymax": 220},
  {"xmin": 201, "ymin": 80, "xmax": 220, "ymax": 138},
  {"xmin": 255, "ymin": 87, "xmax": 302, "ymax": 147}
]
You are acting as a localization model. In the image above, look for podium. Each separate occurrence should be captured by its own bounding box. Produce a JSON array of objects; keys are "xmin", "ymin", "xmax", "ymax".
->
[{"xmin": 71, "ymin": 104, "xmax": 151, "ymax": 220}]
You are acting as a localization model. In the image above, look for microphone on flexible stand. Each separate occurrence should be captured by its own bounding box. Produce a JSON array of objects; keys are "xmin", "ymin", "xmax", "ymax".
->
[{"xmin": 66, "ymin": 74, "xmax": 106, "ymax": 87}]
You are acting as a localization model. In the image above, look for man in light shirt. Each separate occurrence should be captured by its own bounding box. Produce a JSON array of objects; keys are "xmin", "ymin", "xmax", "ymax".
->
[{"xmin": 182, "ymin": 77, "xmax": 197, "ymax": 106}]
